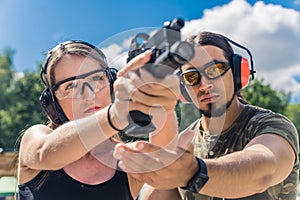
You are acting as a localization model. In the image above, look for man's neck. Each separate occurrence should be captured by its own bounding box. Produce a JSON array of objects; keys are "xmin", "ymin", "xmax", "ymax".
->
[{"xmin": 201, "ymin": 97, "xmax": 245, "ymax": 135}]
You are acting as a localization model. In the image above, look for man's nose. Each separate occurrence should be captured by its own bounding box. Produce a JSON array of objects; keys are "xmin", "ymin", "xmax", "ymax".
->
[{"xmin": 198, "ymin": 75, "xmax": 213, "ymax": 92}]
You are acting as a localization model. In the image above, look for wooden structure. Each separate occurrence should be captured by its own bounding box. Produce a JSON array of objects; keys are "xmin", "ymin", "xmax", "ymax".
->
[{"xmin": 0, "ymin": 151, "xmax": 18, "ymax": 177}]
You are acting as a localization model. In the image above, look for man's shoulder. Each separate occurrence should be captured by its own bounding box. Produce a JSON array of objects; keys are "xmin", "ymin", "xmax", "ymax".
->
[
  {"xmin": 246, "ymin": 104, "xmax": 299, "ymax": 156},
  {"xmin": 246, "ymin": 104, "xmax": 295, "ymax": 126}
]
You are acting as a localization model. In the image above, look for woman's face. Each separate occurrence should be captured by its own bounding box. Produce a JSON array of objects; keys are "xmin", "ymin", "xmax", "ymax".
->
[{"xmin": 53, "ymin": 54, "xmax": 111, "ymax": 120}]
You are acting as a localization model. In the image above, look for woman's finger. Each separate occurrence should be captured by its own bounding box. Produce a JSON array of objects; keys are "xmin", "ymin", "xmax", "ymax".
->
[{"xmin": 117, "ymin": 50, "xmax": 152, "ymax": 77}]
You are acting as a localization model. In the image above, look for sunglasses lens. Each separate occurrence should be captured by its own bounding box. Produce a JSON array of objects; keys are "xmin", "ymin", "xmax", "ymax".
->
[
  {"xmin": 205, "ymin": 62, "xmax": 230, "ymax": 79},
  {"xmin": 181, "ymin": 71, "xmax": 200, "ymax": 86},
  {"xmin": 180, "ymin": 62, "xmax": 230, "ymax": 86}
]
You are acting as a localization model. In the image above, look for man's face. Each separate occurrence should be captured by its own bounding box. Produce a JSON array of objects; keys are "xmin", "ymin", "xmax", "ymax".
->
[
  {"xmin": 181, "ymin": 45, "xmax": 235, "ymax": 117},
  {"xmin": 53, "ymin": 54, "xmax": 111, "ymax": 120}
]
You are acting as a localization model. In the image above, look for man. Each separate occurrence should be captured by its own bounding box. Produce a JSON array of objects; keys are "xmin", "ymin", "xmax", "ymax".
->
[{"xmin": 114, "ymin": 32, "xmax": 299, "ymax": 199}]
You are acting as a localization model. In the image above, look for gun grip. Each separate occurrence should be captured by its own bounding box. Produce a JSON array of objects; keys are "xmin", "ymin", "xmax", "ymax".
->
[{"xmin": 122, "ymin": 110, "xmax": 156, "ymax": 139}]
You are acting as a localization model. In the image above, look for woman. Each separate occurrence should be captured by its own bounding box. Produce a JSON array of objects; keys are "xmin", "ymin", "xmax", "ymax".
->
[{"xmin": 17, "ymin": 40, "xmax": 179, "ymax": 200}]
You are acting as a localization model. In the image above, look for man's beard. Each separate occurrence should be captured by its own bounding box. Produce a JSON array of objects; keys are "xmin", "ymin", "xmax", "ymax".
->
[{"xmin": 199, "ymin": 93, "xmax": 235, "ymax": 118}]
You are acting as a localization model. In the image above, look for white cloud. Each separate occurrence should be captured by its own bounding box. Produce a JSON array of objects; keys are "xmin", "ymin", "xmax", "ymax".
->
[
  {"xmin": 101, "ymin": 0, "xmax": 300, "ymax": 102},
  {"xmin": 101, "ymin": 43, "xmax": 127, "ymax": 70},
  {"xmin": 100, "ymin": 37, "xmax": 132, "ymax": 70},
  {"xmin": 261, "ymin": 65, "xmax": 300, "ymax": 102},
  {"xmin": 102, "ymin": 44, "xmax": 123, "ymax": 62}
]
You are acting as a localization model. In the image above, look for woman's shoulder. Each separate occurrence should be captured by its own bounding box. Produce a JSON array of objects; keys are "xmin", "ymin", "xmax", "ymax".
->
[
  {"xmin": 26, "ymin": 124, "xmax": 52, "ymax": 133},
  {"xmin": 22, "ymin": 124, "xmax": 52, "ymax": 140}
]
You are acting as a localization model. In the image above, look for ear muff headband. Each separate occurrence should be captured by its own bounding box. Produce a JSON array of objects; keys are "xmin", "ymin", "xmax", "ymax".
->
[
  {"xmin": 222, "ymin": 35, "xmax": 255, "ymax": 91},
  {"xmin": 179, "ymin": 34, "xmax": 256, "ymax": 103},
  {"xmin": 39, "ymin": 40, "xmax": 117, "ymax": 125}
]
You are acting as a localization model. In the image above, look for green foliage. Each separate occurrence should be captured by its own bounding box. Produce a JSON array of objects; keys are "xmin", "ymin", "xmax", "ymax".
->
[
  {"xmin": 0, "ymin": 51, "xmax": 47, "ymax": 149},
  {"xmin": 176, "ymin": 102, "xmax": 200, "ymax": 132},
  {"xmin": 285, "ymin": 104, "xmax": 300, "ymax": 139},
  {"xmin": 0, "ymin": 48, "xmax": 15, "ymax": 109},
  {"xmin": 242, "ymin": 78, "xmax": 290, "ymax": 114}
]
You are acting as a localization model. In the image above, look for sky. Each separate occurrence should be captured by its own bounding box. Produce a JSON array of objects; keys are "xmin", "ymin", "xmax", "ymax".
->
[{"xmin": 0, "ymin": 0, "xmax": 300, "ymax": 102}]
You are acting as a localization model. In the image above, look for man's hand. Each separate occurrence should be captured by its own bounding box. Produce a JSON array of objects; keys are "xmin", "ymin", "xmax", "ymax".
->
[{"xmin": 113, "ymin": 130, "xmax": 199, "ymax": 190}]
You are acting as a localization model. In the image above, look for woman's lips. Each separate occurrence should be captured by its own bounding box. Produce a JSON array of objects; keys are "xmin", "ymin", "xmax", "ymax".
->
[{"xmin": 85, "ymin": 106, "xmax": 101, "ymax": 113}]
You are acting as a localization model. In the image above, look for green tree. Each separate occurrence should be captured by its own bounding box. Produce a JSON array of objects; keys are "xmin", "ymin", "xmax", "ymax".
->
[
  {"xmin": 3, "ymin": 70, "xmax": 47, "ymax": 149},
  {"xmin": 176, "ymin": 102, "xmax": 200, "ymax": 132},
  {"xmin": 285, "ymin": 104, "xmax": 300, "ymax": 140},
  {"xmin": 0, "ymin": 50, "xmax": 47, "ymax": 149},
  {"xmin": 242, "ymin": 78, "xmax": 290, "ymax": 114},
  {"xmin": 0, "ymin": 48, "xmax": 15, "ymax": 109}
]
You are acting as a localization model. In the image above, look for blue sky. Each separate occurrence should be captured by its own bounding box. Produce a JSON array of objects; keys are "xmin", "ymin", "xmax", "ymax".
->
[
  {"xmin": 0, "ymin": 0, "xmax": 298, "ymax": 72},
  {"xmin": 0, "ymin": 0, "xmax": 224, "ymax": 71},
  {"xmin": 1, "ymin": 0, "xmax": 300, "ymax": 102}
]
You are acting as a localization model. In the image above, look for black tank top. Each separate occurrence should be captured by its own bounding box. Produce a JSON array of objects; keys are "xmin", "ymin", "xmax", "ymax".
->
[{"xmin": 18, "ymin": 169, "xmax": 134, "ymax": 200}]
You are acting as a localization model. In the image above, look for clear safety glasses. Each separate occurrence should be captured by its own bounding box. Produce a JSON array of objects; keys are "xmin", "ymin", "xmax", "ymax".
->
[{"xmin": 52, "ymin": 69, "xmax": 110, "ymax": 100}]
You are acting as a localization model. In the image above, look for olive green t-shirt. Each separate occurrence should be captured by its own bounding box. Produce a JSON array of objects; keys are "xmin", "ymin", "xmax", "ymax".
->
[{"xmin": 179, "ymin": 104, "xmax": 299, "ymax": 200}]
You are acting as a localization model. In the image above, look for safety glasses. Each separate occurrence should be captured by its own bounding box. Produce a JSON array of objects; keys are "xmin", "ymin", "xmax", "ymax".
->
[
  {"xmin": 179, "ymin": 61, "xmax": 231, "ymax": 86},
  {"xmin": 52, "ymin": 69, "xmax": 110, "ymax": 100}
]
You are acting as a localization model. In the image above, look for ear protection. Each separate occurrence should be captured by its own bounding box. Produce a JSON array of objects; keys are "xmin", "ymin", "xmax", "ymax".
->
[
  {"xmin": 39, "ymin": 40, "xmax": 118, "ymax": 125},
  {"xmin": 226, "ymin": 36, "xmax": 255, "ymax": 91},
  {"xmin": 179, "ymin": 34, "xmax": 255, "ymax": 103}
]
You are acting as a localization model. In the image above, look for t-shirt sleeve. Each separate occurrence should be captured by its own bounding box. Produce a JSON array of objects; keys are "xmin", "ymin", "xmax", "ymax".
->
[{"xmin": 253, "ymin": 112, "xmax": 299, "ymax": 164}]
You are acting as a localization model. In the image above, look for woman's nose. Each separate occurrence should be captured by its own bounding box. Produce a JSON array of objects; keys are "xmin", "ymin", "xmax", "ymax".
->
[{"xmin": 80, "ymin": 82, "xmax": 95, "ymax": 98}]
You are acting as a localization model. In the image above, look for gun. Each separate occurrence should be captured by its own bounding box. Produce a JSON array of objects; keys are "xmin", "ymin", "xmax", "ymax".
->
[{"xmin": 122, "ymin": 18, "xmax": 195, "ymax": 139}]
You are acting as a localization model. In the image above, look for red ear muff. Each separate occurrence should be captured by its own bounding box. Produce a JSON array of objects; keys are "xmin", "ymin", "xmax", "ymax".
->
[
  {"xmin": 240, "ymin": 57, "xmax": 251, "ymax": 89},
  {"xmin": 222, "ymin": 35, "xmax": 255, "ymax": 91},
  {"xmin": 232, "ymin": 54, "xmax": 252, "ymax": 91}
]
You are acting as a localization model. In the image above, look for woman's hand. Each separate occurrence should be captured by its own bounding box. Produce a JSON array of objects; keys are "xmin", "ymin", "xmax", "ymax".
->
[{"xmin": 111, "ymin": 50, "xmax": 180, "ymax": 132}]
